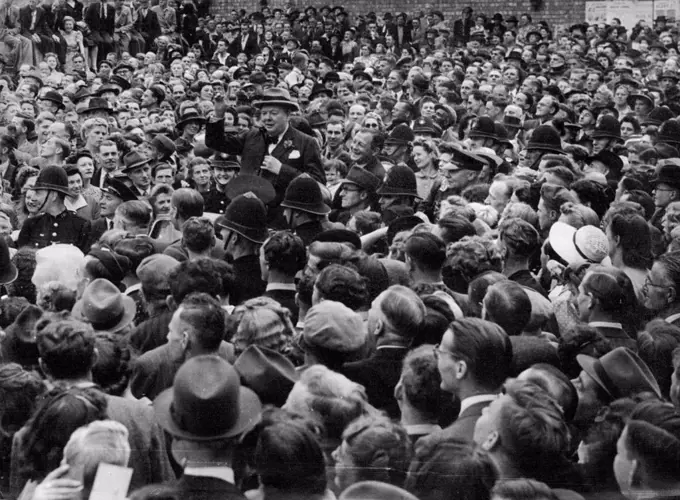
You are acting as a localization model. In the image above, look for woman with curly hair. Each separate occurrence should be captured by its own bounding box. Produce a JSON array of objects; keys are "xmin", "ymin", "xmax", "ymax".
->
[
  {"xmin": 231, "ymin": 296, "xmax": 296, "ymax": 358},
  {"xmin": 12, "ymin": 166, "xmax": 40, "ymax": 228},
  {"xmin": 0, "ymin": 364, "xmax": 45, "ymax": 495},
  {"xmin": 92, "ymin": 332, "xmax": 133, "ymax": 398},
  {"xmin": 9, "ymin": 386, "xmax": 107, "ymax": 496}
]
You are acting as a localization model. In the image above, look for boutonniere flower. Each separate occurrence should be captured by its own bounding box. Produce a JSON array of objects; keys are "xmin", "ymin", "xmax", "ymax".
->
[{"xmin": 283, "ymin": 139, "xmax": 293, "ymax": 150}]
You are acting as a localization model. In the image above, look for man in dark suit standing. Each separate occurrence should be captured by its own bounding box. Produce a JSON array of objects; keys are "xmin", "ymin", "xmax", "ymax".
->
[
  {"xmin": 206, "ymin": 87, "xmax": 325, "ymax": 206},
  {"xmin": 414, "ymin": 318, "xmax": 512, "ymax": 455},
  {"xmin": 341, "ymin": 286, "xmax": 426, "ymax": 419},
  {"xmin": 133, "ymin": 355, "xmax": 262, "ymax": 500},
  {"xmin": 228, "ymin": 19, "xmax": 260, "ymax": 57},
  {"xmin": 134, "ymin": 0, "xmax": 161, "ymax": 52}
]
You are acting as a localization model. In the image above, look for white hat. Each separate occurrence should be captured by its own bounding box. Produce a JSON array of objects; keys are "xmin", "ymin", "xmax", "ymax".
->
[{"xmin": 549, "ymin": 222, "xmax": 611, "ymax": 266}]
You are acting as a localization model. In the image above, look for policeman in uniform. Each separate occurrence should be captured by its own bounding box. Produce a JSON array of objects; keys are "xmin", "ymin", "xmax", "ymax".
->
[{"xmin": 17, "ymin": 166, "xmax": 91, "ymax": 252}]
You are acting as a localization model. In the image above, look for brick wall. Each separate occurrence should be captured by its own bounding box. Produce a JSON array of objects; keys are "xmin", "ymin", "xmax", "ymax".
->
[{"xmin": 211, "ymin": 0, "xmax": 587, "ymax": 31}]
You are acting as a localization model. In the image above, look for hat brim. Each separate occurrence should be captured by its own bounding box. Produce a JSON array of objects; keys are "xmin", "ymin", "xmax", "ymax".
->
[
  {"xmin": 253, "ymin": 99, "xmax": 299, "ymax": 111},
  {"xmin": 41, "ymin": 97, "xmax": 65, "ymax": 109},
  {"xmin": 78, "ymin": 106, "xmax": 113, "ymax": 115},
  {"xmin": 122, "ymin": 158, "xmax": 153, "ymax": 173},
  {"xmin": 32, "ymin": 183, "xmax": 71, "ymax": 196},
  {"xmin": 376, "ymin": 187, "xmax": 423, "ymax": 200},
  {"xmin": 576, "ymin": 354, "xmax": 613, "ymax": 398},
  {"xmin": 154, "ymin": 385, "xmax": 262, "ymax": 441},
  {"xmin": 591, "ymin": 132, "xmax": 622, "ymax": 141},
  {"xmin": 72, "ymin": 294, "xmax": 137, "ymax": 333},
  {"xmin": 280, "ymin": 200, "xmax": 331, "ymax": 215},
  {"xmin": 176, "ymin": 117, "xmax": 207, "ymax": 129}
]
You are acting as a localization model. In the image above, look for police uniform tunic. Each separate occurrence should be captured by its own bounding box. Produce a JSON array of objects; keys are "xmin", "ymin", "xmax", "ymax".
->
[{"xmin": 17, "ymin": 210, "xmax": 92, "ymax": 252}]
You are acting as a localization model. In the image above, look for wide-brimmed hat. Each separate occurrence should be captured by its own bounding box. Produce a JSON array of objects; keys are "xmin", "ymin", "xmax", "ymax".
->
[
  {"xmin": 234, "ymin": 345, "xmax": 298, "ymax": 407},
  {"xmin": 176, "ymin": 109, "xmax": 206, "ymax": 130},
  {"xmin": 77, "ymin": 97, "xmax": 113, "ymax": 115},
  {"xmin": 40, "ymin": 90, "xmax": 64, "ymax": 110},
  {"xmin": 155, "ymin": 355, "xmax": 262, "ymax": 440},
  {"xmin": 122, "ymin": 151, "xmax": 152, "ymax": 173},
  {"xmin": 72, "ymin": 278, "xmax": 136, "ymax": 332},
  {"xmin": 33, "ymin": 165, "xmax": 71, "ymax": 196},
  {"xmin": 102, "ymin": 177, "xmax": 138, "ymax": 202},
  {"xmin": 548, "ymin": 222, "xmax": 611, "ymax": 266},
  {"xmin": 0, "ymin": 237, "xmax": 17, "ymax": 285},
  {"xmin": 577, "ymin": 347, "xmax": 662, "ymax": 400},
  {"xmin": 652, "ymin": 163, "xmax": 680, "ymax": 190},
  {"xmin": 216, "ymin": 192, "xmax": 268, "ymax": 243},
  {"xmin": 253, "ymin": 88, "xmax": 299, "ymax": 111},
  {"xmin": 224, "ymin": 174, "xmax": 276, "ymax": 204},
  {"xmin": 281, "ymin": 174, "xmax": 330, "ymax": 215},
  {"xmin": 341, "ymin": 166, "xmax": 381, "ymax": 193},
  {"xmin": 627, "ymin": 91, "xmax": 654, "ymax": 109},
  {"xmin": 440, "ymin": 146, "xmax": 486, "ymax": 172},
  {"xmin": 376, "ymin": 164, "xmax": 420, "ymax": 199}
]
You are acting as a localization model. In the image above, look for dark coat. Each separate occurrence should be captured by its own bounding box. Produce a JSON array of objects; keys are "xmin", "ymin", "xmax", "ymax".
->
[
  {"xmin": 134, "ymin": 7, "xmax": 161, "ymax": 44},
  {"xmin": 129, "ymin": 309, "xmax": 173, "ymax": 354},
  {"xmin": 205, "ymin": 119, "xmax": 326, "ymax": 204},
  {"xmin": 231, "ymin": 255, "xmax": 266, "ymax": 306},
  {"xmin": 83, "ymin": 1, "xmax": 115, "ymax": 35},
  {"xmin": 341, "ymin": 346, "xmax": 409, "ymax": 419},
  {"xmin": 414, "ymin": 399, "xmax": 492, "ymax": 458},
  {"xmin": 19, "ymin": 5, "xmax": 52, "ymax": 38},
  {"xmin": 131, "ymin": 475, "xmax": 248, "ymax": 500},
  {"xmin": 130, "ymin": 341, "xmax": 235, "ymax": 401},
  {"xmin": 227, "ymin": 32, "xmax": 260, "ymax": 57},
  {"xmin": 17, "ymin": 210, "xmax": 91, "ymax": 253}
]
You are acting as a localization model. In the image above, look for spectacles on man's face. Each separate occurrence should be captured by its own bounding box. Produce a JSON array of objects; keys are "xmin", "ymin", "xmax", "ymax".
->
[
  {"xmin": 643, "ymin": 276, "xmax": 674, "ymax": 294},
  {"xmin": 433, "ymin": 343, "xmax": 458, "ymax": 361}
]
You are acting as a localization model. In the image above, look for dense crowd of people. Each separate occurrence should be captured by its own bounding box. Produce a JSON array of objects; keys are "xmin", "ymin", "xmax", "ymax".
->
[{"xmin": 1, "ymin": 1, "xmax": 680, "ymax": 500}]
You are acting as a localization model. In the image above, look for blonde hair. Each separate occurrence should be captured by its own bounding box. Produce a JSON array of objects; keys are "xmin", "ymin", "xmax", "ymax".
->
[{"xmin": 232, "ymin": 297, "xmax": 295, "ymax": 356}]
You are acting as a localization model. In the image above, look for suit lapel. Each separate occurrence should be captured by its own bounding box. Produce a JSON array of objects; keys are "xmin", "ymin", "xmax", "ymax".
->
[{"xmin": 270, "ymin": 127, "xmax": 295, "ymax": 159}]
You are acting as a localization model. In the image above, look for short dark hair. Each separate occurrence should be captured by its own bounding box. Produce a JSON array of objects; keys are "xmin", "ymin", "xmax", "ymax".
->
[
  {"xmin": 172, "ymin": 188, "xmax": 204, "ymax": 220},
  {"xmin": 436, "ymin": 214, "xmax": 476, "ymax": 244},
  {"xmin": 115, "ymin": 201, "xmax": 152, "ymax": 229},
  {"xmin": 449, "ymin": 318, "xmax": 513, "ymax": 390},
  {"xmin": 179, "ymin": 293, "xmax": 226, "ymax": 351},
  {"xmin": 37, "ymin": 319, "xmax": 96, "ymax": 379},
  {"xmin": 182, "ymin": 217, "xmax": 215, "ymax": 254},
  {"xmin": 637, "ymin": 319, "xmax": 680, "ymax": 399},
  {"xmin": 168, "ymin": 258, "xmax": 223, "ymax": 303},
  {"xmin": 483, "ymin": 281, "xmax": 532, "ymax": 336},
  {"xmin": 401, "ymin": 345, "xmax": 443, "ymax": 420},
  {"xmin": 314, "ymin": 264, "xmax": 368, "ymax": 310},
  {"xmin": 263, "ymin": 231, "xmax": 306, "ymax": 276},
  {"xmin": 404, "ymin": 232, "xmax": 446, "ymax": 273}
]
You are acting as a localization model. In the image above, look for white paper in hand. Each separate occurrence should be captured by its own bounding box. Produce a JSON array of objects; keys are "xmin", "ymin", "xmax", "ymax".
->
[{"xmin": 88, "ymin": 463, "xmax": 133, "ymax": 500}]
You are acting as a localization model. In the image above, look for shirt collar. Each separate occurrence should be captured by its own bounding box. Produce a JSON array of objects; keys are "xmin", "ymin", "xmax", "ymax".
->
[
  {"xmin": 183, "ymin": 466, "xmax": 235, "ymax": 484},
  {"xmin": 405, "ymin": 423, "xmax": 441, "ymax": 436},
  {"xmin": 666, "ymin": 312, "xmax": 680, "ymax": 324},
  {"xmin": 65, "ymin": 195, "xmax": 88, "ymax": 211},
  {"xmin": 459, "ymin": 394, "xmax": 497, "ymax": 416},
  {"xmin": 266, "ymin": 282, "xmax": 296, "ymax": 292},
  {"xmin": 589, "ymin": 321, "xmax": 623, "ymax": 330}
]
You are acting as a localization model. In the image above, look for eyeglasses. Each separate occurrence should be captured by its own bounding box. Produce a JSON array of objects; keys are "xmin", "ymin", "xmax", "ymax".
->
[
  {"xmin": 364, "ymin": 122, "xmax": 379, "ymax": 129},
  {"xmin": 643, "ymin": 276, "xmax": 674, "ymax": 293},
  {"xmin": 433, "ymin": 343, "xmax": 457, "ymax": 360},
  {"xmin": 654, "ymin": 187, "xmax": 677, "ymax": 193}
]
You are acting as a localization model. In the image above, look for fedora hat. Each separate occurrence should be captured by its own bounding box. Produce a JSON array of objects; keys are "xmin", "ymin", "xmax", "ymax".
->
[
  {"xmin": 122, "ymin": 151, "xmax": 152, "ymax": 173},
  {"xmin": 33, "ymin": 165, "xmax": 71, "ymax": 196},
  {"xmin": 0, "ymin": 237, "xmax": 17, "ymax": 285},
  {"xmin": 109, "ymin": 74, "xmax": 131, "ymax": 90},
  {"xmin": 216, "ymin": 192, "xmax": 268, "ymax": 243},
  {"xmin": 234, "ymin": 345, "xmax": 298, "ymax": 407},
  {"xmin": 155, "ymin": 355, "xmax": 262, "ymax": 441},
  {"xmin": 281, "ymin": 174, "xmax": 330, "ymax": 215},
  {"xmin": 176, "ymin": 109, "xmax": 206, "ymax": 130},
  {"xmin": 627, "ymin": 91, "xmax": 654, "ymax": 109},
  {"xmin": 341, "ymin": 166, "xmax": 381, "ymax": 193},
  {"xmin": 95, "ymin": 84, "xmax": 121, "ymax": 96},
  {"xmin": 224, "ymin": 174, "xmax": 276, "ymax": 204},
  {"xmin": 40, "ymin": 90, "xmax": 64, "ymax": 110},
  {"xmin": 253, "ymin": 88, "xmax": 299, "ymax": 111},
  {"xmin": 77, "ymin": 96, "xmax": 113, "ymax": 115},
  {"xmin": 577, "ymin": 347, "xmax": 662, "ymax": 400},
  {"xmin": 72, "ymin": 278, "xmax": 136, "ymax": 333},
  {"xmin": 102, "ymin": 177, "xmax": 138, "ymax": 202}
]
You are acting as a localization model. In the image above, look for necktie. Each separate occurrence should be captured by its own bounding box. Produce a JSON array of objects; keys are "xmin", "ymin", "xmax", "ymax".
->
[{"xmin": 265, "ymin": 135, "xmax": 279, "ymax": 146}]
